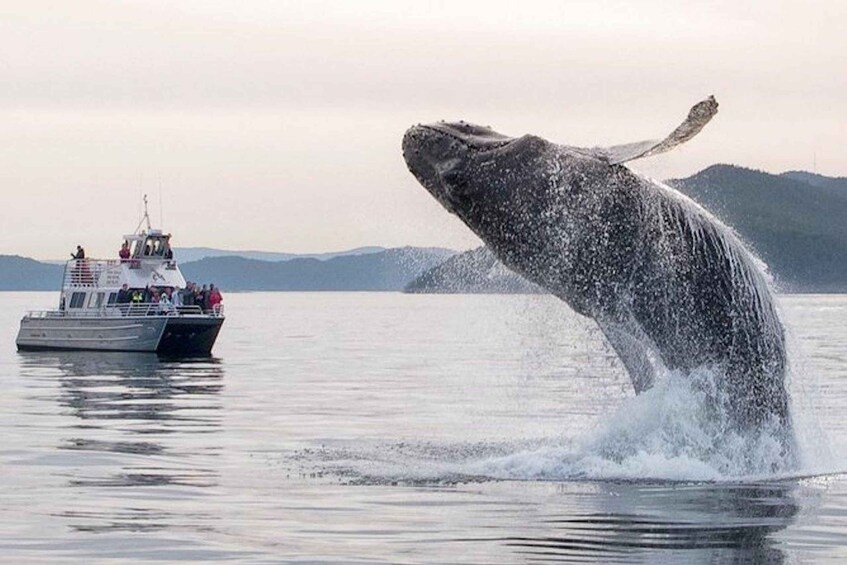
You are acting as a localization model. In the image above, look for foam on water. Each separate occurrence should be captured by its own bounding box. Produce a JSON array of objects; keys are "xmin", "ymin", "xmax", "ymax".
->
[
  {"xmin": 466, "ymin": 367, "xmax": 795, "ymax": 482},
  {"xmin": 303, "ymin": 364, "xmax": 841, "ymax": 485}
]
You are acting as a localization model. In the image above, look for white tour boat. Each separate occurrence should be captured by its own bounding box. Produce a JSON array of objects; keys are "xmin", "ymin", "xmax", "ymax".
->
[{"xmin": 16, "ymin": 206, "xmax": 224, "ymax": 356}]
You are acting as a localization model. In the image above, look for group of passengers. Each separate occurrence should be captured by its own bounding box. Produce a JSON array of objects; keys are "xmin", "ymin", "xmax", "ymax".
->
[
  {"xmin": 72, "ymin": 242, "xmax": 174, "ymax": 263},
  {"xmin": 118, "ymin": 240, "xmax": 174, "ymax": 261},
  {"xmin": 178, "ymin": 281, "xmax": 223, "ymax": 312},
  {"xmin": 115, "ymin": 282, "xmax": 223, "ymax": 314}
]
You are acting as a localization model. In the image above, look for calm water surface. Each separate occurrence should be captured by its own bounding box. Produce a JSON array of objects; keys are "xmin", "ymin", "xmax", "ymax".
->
[{"xmin": 0, "ymin": 292, "xmax": 845, "ymax": 563}]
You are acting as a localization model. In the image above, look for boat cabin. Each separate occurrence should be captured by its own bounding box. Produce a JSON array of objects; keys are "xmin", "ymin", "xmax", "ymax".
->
[{"xmin": 126, "ymin": 229, "xmax": 174, "ymax": 261}]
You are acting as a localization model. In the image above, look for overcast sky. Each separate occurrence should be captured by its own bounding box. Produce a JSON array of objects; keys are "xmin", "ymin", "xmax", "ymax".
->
[{"xmin": 1, "ymin": 0, "xmax": 844, "ymax": 259}]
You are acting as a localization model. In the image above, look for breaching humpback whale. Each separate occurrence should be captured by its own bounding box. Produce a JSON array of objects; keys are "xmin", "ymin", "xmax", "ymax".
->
[{"xmin": 402, "ymin": 97, "xmax": 793, "ymax": 448}]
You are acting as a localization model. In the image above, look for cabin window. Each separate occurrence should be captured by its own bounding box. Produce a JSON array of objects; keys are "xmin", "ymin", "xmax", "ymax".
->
[
  {"xmin": 88, "ymin": 292, "xmax": 105, "ymax": 308},
  {"xmin": 107, "ymin": 292, "xmax": 118, "ymax": 305},
  {"xmin": 69, "ymin": 292, "xmax": 86, "ymax": 309}
]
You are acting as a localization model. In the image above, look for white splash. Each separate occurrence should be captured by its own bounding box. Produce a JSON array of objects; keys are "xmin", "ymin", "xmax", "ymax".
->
[
  {"xmin": 302, "ymin": 364, "xmax": 837, "ymax": 485},
  {"xmin": 465, "ymin": 367, "xmax": 796, "ymax": 482}
]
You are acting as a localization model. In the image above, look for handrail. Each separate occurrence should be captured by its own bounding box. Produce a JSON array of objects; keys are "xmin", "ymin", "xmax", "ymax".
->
[
  {"xmin": 61, "ymin": 257, "xmax": 179, "ymax": 288},
  {"xmin": 25, "ymin": 303, "xmax": 224, "ymax": 319},
  {"xmin": 62, "ymin": 258, "xmax": 123, "ymax": 289}
]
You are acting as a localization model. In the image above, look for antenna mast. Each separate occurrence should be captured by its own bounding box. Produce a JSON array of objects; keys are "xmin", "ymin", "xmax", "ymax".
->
[
  {"xmin": 158, "ymin": 177, "xmax": 163, "ymax": 229},
  {"xmin": 134, "ymin": 194, "xmax": 152, "ymax": 234}
]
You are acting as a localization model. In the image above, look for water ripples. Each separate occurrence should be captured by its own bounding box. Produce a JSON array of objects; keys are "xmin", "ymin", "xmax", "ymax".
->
[{"xmin": 0, "ymin": 293, "xmax": 846, "ymax": 562}]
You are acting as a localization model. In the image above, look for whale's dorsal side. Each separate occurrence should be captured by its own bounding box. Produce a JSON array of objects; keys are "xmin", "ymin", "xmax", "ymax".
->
[{"xmin": 593, "ymin": 96, "xmax": 719, "ymax": 165}]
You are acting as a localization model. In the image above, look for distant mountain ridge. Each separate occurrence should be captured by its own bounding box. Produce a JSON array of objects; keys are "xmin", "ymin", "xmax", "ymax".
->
[
  {"xmin": 407, "ymin": 166, "xmax": 847, "ymax": 294},
  {"xmin": 405, "ymin": 247, "xmax": 542, "ymax": 294},
  {"xmin": 0, "ymin": 255, "xmax": 64, "ymax": 291},
  {"xmin": 671, "ymin": 165, "xmax": 847, "ymax": 292},
  {"xmin": 780, "ymin": 171, "xmax": 847, "ymax": 191},
  {"xmin": 0, "ymin": 247, "xmax": 456, "ymax": 292},
  {"xmin": 180, "ymin": 247, "xmax": 454, "ymax": 291},
  {"xmin": 173, "ymin": 246, "xmax": 387, "ymax": 264}
]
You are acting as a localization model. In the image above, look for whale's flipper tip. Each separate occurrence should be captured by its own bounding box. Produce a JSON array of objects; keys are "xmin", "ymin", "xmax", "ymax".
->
[{"xmin": 603, "ymin": 95, "xmax": 719, "ymax": 165}]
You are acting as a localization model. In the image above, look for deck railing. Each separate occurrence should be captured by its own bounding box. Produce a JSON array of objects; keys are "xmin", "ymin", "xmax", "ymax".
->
[
  {"xmin": 62, "ymin": 257, "xmax": 179, "ymax": 288},
  {"xmin": 26, "ymin": 303, "xmax": 224, "ymax": 319},
  {"xmin": 63, "ymin": 259, "xmax": 123, "ymax": 289}
]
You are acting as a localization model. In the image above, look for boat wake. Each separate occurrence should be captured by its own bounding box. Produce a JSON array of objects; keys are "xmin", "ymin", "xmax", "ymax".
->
[{"xmin": 294, "ymin": 367, "xmax": 838, "ymax": 485}]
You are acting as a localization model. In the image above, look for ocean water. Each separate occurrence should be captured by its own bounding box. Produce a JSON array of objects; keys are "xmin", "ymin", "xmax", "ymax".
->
[{"xmin": 0, "ymin": 291, "xmax": 845, "ymax": 563}]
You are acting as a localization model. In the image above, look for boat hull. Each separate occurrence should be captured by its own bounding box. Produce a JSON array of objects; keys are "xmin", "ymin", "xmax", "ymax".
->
[
  {"xmin": 156, "ymin": 316, "xmax": 224, "ymax": 356},
  {"xmin": 16, "ymin": 315, "xmax": 224, "ymax": 356}
]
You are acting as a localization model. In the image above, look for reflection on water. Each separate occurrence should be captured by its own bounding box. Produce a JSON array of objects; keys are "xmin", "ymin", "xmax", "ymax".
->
[
  {"xmin": 2, "ymin": 293, "xmax": 846, "ymax": 563},
  {"xmin": 17, "ymin": 352, "xmax": 224, "ymax": 533},
  {"xmin": 300, "ymin": 441, "xmax": 805, "ymax": 563},
  {"xmin": 500, "ymin": 482, "xmax": 798, "ymax": 564}
]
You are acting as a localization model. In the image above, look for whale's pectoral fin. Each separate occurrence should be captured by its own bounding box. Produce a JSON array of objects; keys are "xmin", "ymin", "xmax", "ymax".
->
[
  {"xmin": 594, "ymin": 95, "xmax": 719, "ymax": 165},
  {"xmin": 598, "ymin": 320, "xmax": 661, "ymax": 394}
]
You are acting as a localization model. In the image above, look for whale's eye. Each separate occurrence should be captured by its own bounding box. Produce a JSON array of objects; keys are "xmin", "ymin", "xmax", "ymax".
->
[{"xmin": 440, "ymin": 168, "xmax": 470, "ymax": 194}]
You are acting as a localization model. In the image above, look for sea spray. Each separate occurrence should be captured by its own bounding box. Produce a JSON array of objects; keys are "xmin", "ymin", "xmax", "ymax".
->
[
  {"xmin": 301, "ymin": 364, "xmax": 802, "ymax": 484},
  {"xmin": 782, "ymin": 311, "xmax": 836, "ymax": 474}
]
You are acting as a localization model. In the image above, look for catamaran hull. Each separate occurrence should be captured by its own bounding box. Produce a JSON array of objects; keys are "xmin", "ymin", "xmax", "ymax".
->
[
  {"xmin": 156, "ymin": 317, "xmax": 224, "ymax": 356},
  {"xmin": 16, "ymin": 316, "xmax": 224, "ymax": 356}
]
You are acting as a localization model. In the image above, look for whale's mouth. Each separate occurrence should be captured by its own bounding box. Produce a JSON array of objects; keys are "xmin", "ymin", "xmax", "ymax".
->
[{"xmin": 402, "ymin": 122, "xmax": 515, "ymax": 213}]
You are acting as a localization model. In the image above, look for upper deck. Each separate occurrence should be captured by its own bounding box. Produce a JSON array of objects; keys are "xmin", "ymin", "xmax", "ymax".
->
[
  {"xmin": 52, "ymin": 226, "xmax": 213, "ymax": 317},
  {"xmin": 63, "ymin": 229, "xmax": 186, "ymax": 291},
  {"xmin": 63, "ymin": 257, "xmax": 185, "ymax": 291}
]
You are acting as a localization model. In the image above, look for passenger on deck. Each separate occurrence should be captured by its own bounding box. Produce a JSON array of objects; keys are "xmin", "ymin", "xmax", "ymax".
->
[
  {"xmin": 158, "ymin": 289, "xmax": 175, "ymax": 314},
  {"xmin": 196, "ymin": 285, "xmax": 208, "ymax": 311},
  {"xmin": 171, "ymin": 287, "xmax": 183, "ymax": 308},
  {"xmin": 180, "ymin": 282, "xmax": 195, "ymax": 306},
  {"xmin": 70, "ymin": 245, "xmax": 91, "ymax": 284},
  {"xmin": 116, "ymin": 284, "xmax": 131, "ymax": 304},
  {"xmin": 119, "ymin": 242, "xmax": 130, "ymax": 261},
  {"xmin": 208, "ymin": 284, "xmax": 223, "ymax": 313}
]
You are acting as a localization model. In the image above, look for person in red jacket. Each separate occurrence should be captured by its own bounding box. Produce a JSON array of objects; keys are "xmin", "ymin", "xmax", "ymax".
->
[
  {"xmin": 118, "ymin": 242, "xmax": 131, "ymax": 261},
  {"xmin": 207, "ymin": 284, "xmax": 223, "ymax": 313}
]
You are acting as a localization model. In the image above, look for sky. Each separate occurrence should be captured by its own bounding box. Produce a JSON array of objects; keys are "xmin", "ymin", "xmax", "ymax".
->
[{"xmin": 1, "ymin": 0, "xmax": 844, "ymax": 259}]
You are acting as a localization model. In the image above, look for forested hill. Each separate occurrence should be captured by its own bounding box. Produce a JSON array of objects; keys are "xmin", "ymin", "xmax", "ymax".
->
[
  {"xmin": 671, "ymin": 165, "xmax": 847, "ymax": 292},
  {"xmin": 0, "ymin": 256, "xmax": 63, "ymax": 290},
  {"xmin": 179, "ymin": 247, "xmax": 454, "ymax": 291}
]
